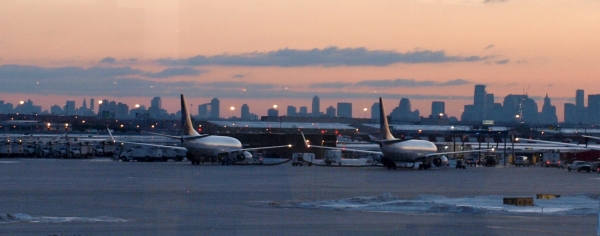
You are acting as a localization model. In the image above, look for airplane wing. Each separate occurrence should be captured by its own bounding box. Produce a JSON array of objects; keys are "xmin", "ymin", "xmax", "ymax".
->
[
  {"xmin": 301, "ymin": 132, "xmax": 383, "ymax": 155},
  {"xmin": 108, "ymin": 128, "xmax": 187, "ymax": 151},
  {"xmin": 423, "ymin": 149, "xmax": 494, "ymax": 157},
  {"xmin": 239, "ymin": 145, "xmax": 293, "ymax": 152}
]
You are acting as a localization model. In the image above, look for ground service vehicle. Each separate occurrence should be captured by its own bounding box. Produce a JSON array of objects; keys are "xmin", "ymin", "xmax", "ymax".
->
[
  {"xmin": 484, "ymin": 155, "xmax": 497, "ymax": 167},
  {"xmin": 292, "ymin": 153, "xmax": 315, "ymax": 166},
  {"xmin": 465, "ymin": 157, "xmax": 478, "ymax": 166},
  {"xmin": 120, "ymin": 146, "xmax": 164, "ymax": 162},
  {"xmin": 541, "ymin": 152, "xmax": 561, "ymax": 167},
  {"xmin": 567, "ymin": 161, "xmax": 591, "ymax": 172},
  {"xmin": 323, "ymin": 150, "xmax": 342, "ymax": 165},
  {"xmin": 514, "ymin": 156, "xmax": 529, "ymax": 167}
]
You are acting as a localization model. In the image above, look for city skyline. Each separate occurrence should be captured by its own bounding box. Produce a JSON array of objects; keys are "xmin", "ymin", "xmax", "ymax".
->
[
  {"xmin": 0, "ymin": 1, "xmax": 598, "ymax": 121},
  {"xmin": 1, "ymin": 87, "xmax": 595, "ymax": 125}
]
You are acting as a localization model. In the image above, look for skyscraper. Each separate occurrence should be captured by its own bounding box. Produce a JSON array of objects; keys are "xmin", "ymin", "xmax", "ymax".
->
[
  {"xmin": 241, "ymin": 104, "xmax": 250, "ymax": 120},
  {"xmin": 540, "ymin": 94, "xmax": 558, "ymax": 124},
  {"xmin": 576, "ymin": 89, "xmax": 584, "ymax": 108},
  {"xmin": 210, "ymin": 98, "xmax": 220, "ymax": 119},
  {"xmin": 370, "ymin": 102, "xmax": 380, "ymax": 122},
  {"xmin": 337, "ymin": 102, "xmax": 352, "ymax": 118},
  {"xmin": 149, "ymin": 97, "xmax": 162, "ymax": 119},
  {"xmin": 64, "ymin": 100, "xmax": 75, "ymax": 116},
  {"xmin": 312, "ymin": 95, "xmax": 320, "ymax": 117},
  {"xmin": 431, "ymin": 101, "xmax": 445, "ymax": 117},
  {"xmin": 473, "ymin": 84, "xmax": 486, "ymax": 120},
  {"xmin": 90, "ymin": 98, "xmax": 95, "ymax": 113},
  {"xmin": 325, "ymin": 106, "xmax": 336, "ymax": 117},
  {"xmin": 588, "ymin": 94, "xmax": 600, "ymax": 124},
  {"xmin": 287, "ymin": 106, "xmax": 297, "ymax": 117}
]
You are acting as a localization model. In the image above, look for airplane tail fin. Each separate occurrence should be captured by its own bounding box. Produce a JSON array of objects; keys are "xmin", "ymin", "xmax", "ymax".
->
[
  {"xmin": 379, "ymin": 97, "xmax": 395, "ymax": 141},
  {"xmin": 181, "ymin": 94, "xmax": 200, "ymax": 136}
]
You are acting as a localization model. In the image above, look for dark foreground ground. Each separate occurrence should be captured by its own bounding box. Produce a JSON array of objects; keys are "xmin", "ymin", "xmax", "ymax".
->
[{"xmin": 0, "ymin": 158, "xmax": 598, "ymax": 236}]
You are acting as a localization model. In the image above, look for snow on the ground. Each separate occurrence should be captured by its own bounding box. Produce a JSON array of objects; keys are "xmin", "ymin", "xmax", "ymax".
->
[{"xmin": 270, "ymin": 193, "xmax": 600, "ymax": 216}]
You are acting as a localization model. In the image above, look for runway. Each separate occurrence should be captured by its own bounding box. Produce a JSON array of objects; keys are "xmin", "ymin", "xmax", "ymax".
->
[{"xmin": 0, "ymin": 158, "xmax": 598, "ymax": 235}]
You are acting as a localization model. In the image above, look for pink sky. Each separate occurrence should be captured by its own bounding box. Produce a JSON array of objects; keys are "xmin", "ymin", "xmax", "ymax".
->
[{"xmin": 0, "ymin": 0, "xmax": 599, "ymax": 121}]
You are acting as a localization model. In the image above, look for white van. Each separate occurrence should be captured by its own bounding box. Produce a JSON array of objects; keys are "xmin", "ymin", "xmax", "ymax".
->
[{"xmin": 514, "ymin": 156, "xmax": 529, "ymax": 167}]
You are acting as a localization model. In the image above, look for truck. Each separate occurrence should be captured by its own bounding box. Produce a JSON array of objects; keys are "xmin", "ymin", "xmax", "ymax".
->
[
  {"xmin": 541, "ymin": 152, "xmax": 562, "ymax": 168},
  {"xmin": 67, "ymin": 143, "xmax": 94, "ymax": 159},
  {"xmin": 323, "ymin": 150, "xmax": 342, "ymax": 165},
  {"xmin": 119, "ymin": 145, "xmax": 164, "ymax": 162},
  {"xmin": 292, "ymin": 152, "xmax": 315, "ymax": 166},
  {"xmin": 162, "ymin": 148, "xmax": 186, "ymax": 161},
  {"xmin": 567, "ymin": 161, "xmax": 591, "ymax": 173}
]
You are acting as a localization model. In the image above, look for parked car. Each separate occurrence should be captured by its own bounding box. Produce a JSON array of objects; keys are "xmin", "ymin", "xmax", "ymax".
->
[{"xmin": 567, "ymin": 161, "xmax": 591, "ymax": 173}]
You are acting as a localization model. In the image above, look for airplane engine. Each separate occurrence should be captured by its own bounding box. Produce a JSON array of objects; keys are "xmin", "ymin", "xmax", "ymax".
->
[
  {"xmin": 236, "ymin": 151, "xmax": 253, "ymax": 161},
  {"xmin": 432, "ymin": 155, "xmax": 448, "ymax": 167}
]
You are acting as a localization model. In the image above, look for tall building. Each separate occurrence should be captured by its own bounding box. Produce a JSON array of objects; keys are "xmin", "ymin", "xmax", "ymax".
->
[
  {"xmin": 564, "ymin": 103, "xmax": 576, "ymax": 124},
  {"xmin": 588, "ymin": 94, "xmax": 600, "ymax": 124},
  {"xmin": 390, "ymin": 98, "xmax": 419, "ymax": 121},
  {"xmin": 267, "ymin": 108, "xmax": 279, "ymax": 117},
  {"xmin": 575, "ymin": 90, "xmax": 587, "ymax": 124},
  {"xmin": 241, "ymin": 104, "xmax": 250, "ymax": 120},
  {"xmin": 576, "ymin": 89, "xmax": 585, "ymax": 108},
  {"xmin": 502, "ymin": 94, "xmax": 538, "ymax": 123},
  {"xmin": 539, "ymin": 94, "xmax": 558, "ymax": 124},
  {"xmin": 81, "ymin": 98, "xmax": 88, "ymax": 111},
  {"xmin": 90, "ymin": 98, "xmax": 95, "ymax": 113},
  {"xmin": 198, "ymin": 103, "xmax": 210, "ymax": 119},
  {"xmin": 325, "ymin": 106, "xmax": 336, "ymax": 117},
  {"xmin": 64, "ymin": 101, "xmax": 75, "ymax": 116},
  {"xmin": 287, "ymin": 106, "xmax": 297, "ymax": 117},
  {"xmin": 431, "ymin": 101, "xmax": 445, "ymax": 117},
  {"xmin": 370, "ymin": 102, "xmax": 380, "ymax": 122},
  {"xmin": 337, "ymin": 102, "xmax": 352, "ymax": 118},
  {"xmin": 299, "ymin": 106, "xmax": 308, "ymax": 117},
  {"xmin": 473, "ymin": 85, "xmax": 486, "ymax": 120},
  {"xmin": 149, "ymin": 97, "xmax": 162, "ymax": 119},
  {"xmin": 312, "ymin": 95, "xmax": 320, "ymax": 117},
  {"xmin": 210, "ymin": 98, "xmax": 220, "ymax": 119}
]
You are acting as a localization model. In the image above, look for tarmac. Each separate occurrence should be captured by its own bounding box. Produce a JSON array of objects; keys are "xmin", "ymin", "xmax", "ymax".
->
[{"xmin": 0, "ymin": 158, "xmax": 599, "ymax": 236}]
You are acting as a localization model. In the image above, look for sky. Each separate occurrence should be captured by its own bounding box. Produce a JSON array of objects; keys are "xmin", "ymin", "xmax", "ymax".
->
[{"xmin": 0, "ymin": 0, "xmax": 599, "ymax": 121}]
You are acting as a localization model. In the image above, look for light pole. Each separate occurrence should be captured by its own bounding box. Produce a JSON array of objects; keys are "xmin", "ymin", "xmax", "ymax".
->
[
  {"xmin": 363, "ymin": 108, "xmax": 367, "ymax": 119},
  {"xmin": 230, "ymin": 106, "xmax": 235, "ymax": 119}
]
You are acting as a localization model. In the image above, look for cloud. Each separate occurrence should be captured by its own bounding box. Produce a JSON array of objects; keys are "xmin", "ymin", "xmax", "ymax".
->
[
  {"xmin": 309, "ymin": 78, "xmax": 470, "ymax": 89},
  {"xmin": 232, "ymin": 74, "xmax": 246, "ymax": 79},
  {"xmin": 143, "ymin": 67, "xmax": 206, "ymax": 78},
  {"xmin": 0, "ymin": 64, "xmax": 206, "ymax": 97},
  {"xmin": 484, "ymin": 45, "xmax": 494, "ymax": 50},
  {"xmin": 100, "ymin": 57, "xmax": 116, "ymax": 64},
  {"xmin": 483, "ymin": 0, "xmax": 507, "ymax": 3},
  {"xmin": 159, "ymin": 47, "xmax": 492, "ymax": 67},
  {"xmin": 203, "ymin": 81, "xmax": 277, "ymax": 90},
  {"xmin": 495, "ymin": 59, "xmax": 509, "ymax": 64},
  {"xmin": 309, "ymin": 82, "xmax": 353, "ymax": 89}
]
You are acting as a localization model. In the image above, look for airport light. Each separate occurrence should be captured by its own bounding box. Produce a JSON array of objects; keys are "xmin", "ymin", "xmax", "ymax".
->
[
  {"xmin": 273, "ymin": 105, "xmax": 278, "ymax": 109},
  {"xmin": 230, "ymin": 106, "xmax": 235, "ymax": 119},
  {"xmin": 19, "ymin": 101, "xmax": 24, "ymax": 105},
  {"xmin": 98, "ymin": 101, "xmax": 103, "ymax": 104},
  {"xmin": 135, "ymin": 104, "xmax": 140, "ymax": 108},
  {"xmin": 363, "ymin": 108, "xmax": 367, "ymax": 118}
]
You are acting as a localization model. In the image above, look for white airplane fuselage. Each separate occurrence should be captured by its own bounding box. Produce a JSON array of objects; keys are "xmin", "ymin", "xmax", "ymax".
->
[
  {"xmin": 183, "ymin": 136, "xmax": 242, "ymax": 158},
  {"xmin": 381, "ymin": 139, "xmax": 438, "ymax": 162}
]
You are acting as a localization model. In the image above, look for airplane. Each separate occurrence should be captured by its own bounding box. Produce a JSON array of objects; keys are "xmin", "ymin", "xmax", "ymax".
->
[
  {"xmin": 302, "ymin": 97, "xmax": 492, "ymax": 170},
  {"xmin": 108, "ymin": 94, "xmax": 292, "ymax": 165}
]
